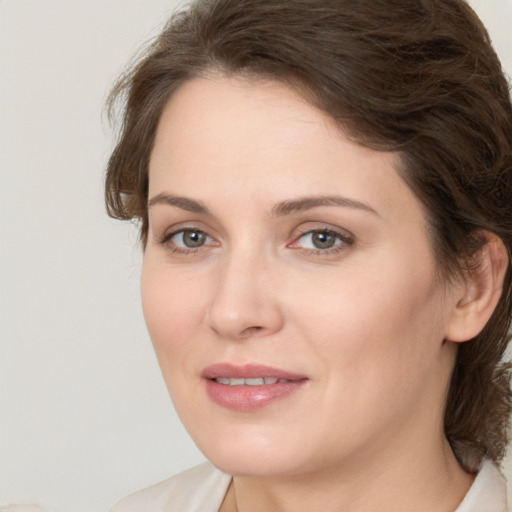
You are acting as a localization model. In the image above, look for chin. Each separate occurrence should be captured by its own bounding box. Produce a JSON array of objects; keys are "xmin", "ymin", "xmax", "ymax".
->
[
  {"xmin": 208, "ymin": 449, "xmax": 300, "ymax": 478},
  {"xmin": 191, "ymin": 425, "xmax": 307, "ymax": 477}
]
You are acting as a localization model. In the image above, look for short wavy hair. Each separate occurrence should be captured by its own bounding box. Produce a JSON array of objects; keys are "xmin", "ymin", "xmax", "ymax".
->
[{"xmin": 105, "ymin": 0, "xmax": 512, "ymax": 472}]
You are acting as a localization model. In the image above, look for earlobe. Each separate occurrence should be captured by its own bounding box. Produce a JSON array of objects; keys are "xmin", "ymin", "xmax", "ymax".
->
[{"xmin": 445, "ymin": 233, "xmax": 508, "ymax": 343}]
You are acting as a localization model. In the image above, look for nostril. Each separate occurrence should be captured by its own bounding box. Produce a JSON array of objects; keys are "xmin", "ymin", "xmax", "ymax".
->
[{"xmin": 240, "ymin": 326, "xmax": 264, "ymax": 337}]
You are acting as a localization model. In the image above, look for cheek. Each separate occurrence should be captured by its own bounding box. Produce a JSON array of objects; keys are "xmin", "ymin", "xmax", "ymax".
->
[
  {"xmin": 292, "ymin": 269, "xmax": 446, "ymax": 452},
  {"xmin": 140, "ymin": 259, "xmax": 207, "ymax": 365},
  {"xmin": 305, "ymin": 254, "xmax": 445, "ymax": 388}
]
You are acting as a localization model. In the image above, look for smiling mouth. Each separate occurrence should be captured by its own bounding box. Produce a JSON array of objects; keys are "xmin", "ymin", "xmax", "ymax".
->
[
  {"xmin": 202, "ymin": 363, "xmax": 307, "ymax": 382},
  {"xmin": 213, "ymin": 377, "xmax": 292, "ymax": 386},
  {"xmin": 203, "ymin": 364, "xmax": 308, "ymax": 410}
]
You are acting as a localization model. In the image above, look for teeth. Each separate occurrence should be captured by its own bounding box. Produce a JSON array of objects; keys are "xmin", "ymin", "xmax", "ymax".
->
[
  {"xmin": 245, "ymin": 378, "xmax": 264, "ymax": 386},
  {"xmin": 214, "ymin": 377, "xmax": 289, "ymax": 386}
]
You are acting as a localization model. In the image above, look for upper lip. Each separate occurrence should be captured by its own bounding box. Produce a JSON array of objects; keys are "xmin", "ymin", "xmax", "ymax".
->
[{"xmin": 201, "ymin": 363, "xmax": 308, "ymax": 381}]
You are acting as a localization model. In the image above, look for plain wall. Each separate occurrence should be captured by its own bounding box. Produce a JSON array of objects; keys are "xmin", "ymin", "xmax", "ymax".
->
[{"xmin": 0, "ymin": 1, "xmax": 511, "ymax": 510}]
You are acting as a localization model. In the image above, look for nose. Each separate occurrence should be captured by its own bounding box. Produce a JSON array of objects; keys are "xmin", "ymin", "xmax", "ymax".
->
[{"xmin": 207, "ymin": 251, "xmax": 284, "ymax": 340}]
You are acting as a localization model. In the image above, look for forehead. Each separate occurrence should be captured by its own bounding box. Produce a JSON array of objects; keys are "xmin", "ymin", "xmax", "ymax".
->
[
  {"xmin": 150, "ymin": 75, "xmax": 342, "ymax": 171},
  {"xmin": 148, "ymin": 75, "xmax": 422, "ymax": 224}
]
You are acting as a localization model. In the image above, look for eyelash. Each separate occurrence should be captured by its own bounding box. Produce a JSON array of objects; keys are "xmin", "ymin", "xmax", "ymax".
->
[
  {"xmin": 158, "ymin": 226, "xmax": 354, "ymax": 256},
  {"xmin": 159, "ymin": 228, "xmax": 215, "ymax": 254},
  {"xmin": 291, "ymin": 228, "xmax": 354, "ymax": 255}
]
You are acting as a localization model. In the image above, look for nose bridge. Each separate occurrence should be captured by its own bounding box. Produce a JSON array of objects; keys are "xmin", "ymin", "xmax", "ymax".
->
[{"xmin": 207, "ymin": 242, "xmax": 283, "ymax": 340}]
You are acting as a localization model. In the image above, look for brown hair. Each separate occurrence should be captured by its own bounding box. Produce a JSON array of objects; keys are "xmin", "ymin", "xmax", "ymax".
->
[{"xmin": 105, "ymin": 0, "xmax": 512, "ymax": 471}]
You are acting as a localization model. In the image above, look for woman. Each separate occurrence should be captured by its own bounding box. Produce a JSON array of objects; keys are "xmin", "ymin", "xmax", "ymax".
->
[{"xmin": 106, "ymin": 0, "xmax": 512, "ymax": 510}]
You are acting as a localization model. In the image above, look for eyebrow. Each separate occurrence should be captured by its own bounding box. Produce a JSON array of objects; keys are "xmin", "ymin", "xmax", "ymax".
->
[
  {"xmin": 147, "ymin": 192, "xmax": 378, "ymax": 217},
  {"xmin": 271, "ymin": 195, "xmax": 379, "ymax": 217},
  {"xmin": 148, "ymin": 193, "xmax": 211, "ymax": 215}
]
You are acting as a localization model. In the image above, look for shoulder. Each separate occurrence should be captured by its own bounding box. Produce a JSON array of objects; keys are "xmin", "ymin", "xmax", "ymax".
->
[
  {"xmin": 110, "ymin": 462, "xmax": 232, "ymax": 512},
  {"xmin": 455, "ymin": 459, "xmax": 510, "ymax": 512}
]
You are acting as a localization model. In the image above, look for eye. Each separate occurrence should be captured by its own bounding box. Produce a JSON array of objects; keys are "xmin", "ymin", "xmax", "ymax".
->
[
  {"xmin": 300, "ymin": 231, "xmax": 339, "ymax": 249},
  {"xmin": 290, "ymin": 228, "xmax": 353, "ymax": 253},
  {"xmin": 162, "ymin": 228, "xmax": 214, "ymax": 250}
]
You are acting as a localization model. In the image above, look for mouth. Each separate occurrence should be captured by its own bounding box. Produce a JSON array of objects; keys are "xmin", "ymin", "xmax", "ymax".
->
[
  {"xmin": 213, "ymin": 377, "xmax": 293, "ymax": 386},
  {"xmin": 202, "ymin": 363, "xmax": 308, "ymax": 411}
]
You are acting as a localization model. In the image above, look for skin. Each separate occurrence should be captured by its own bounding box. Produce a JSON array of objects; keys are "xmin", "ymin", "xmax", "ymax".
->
[{"xmin": 142, "ymin": 75, "xmax": 479, "ymax": 512}]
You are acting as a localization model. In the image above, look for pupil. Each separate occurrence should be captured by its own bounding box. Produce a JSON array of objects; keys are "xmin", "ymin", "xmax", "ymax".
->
[
  {"xmin": 312, "ymin": 231, "xmax": 335, "ymax": 249},
  {"xmin": 183, "ymin": 230, "xmax": 205, "ymax": 248}
]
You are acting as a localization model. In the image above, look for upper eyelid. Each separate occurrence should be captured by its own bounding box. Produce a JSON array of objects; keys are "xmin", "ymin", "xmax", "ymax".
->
[
  {"xmin": 291, "ymin": 229, "xmax": 352, "ymax": 246},
  {"xmin": 158, "ymin": 228, "xmax": 219, "ymax": 254},
  {"xmin": 158, "ymin": 221, "xmax": 218, "ymax": 239},
  {"xmin": 161, "ymin": 227, "xmax": 215, "ymax": 243},
  {"xmin": 292, "ymin": 223, "xmax": 354, "ymax": 240},
  {"xmin": 154, "ymin": 220, "xmax": 354, "ymax": 246}
]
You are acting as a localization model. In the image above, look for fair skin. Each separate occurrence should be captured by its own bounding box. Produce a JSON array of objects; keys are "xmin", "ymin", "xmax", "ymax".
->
[{"xmin": 141, "ymin": 75, "xmax": 502, "ymax": 512}]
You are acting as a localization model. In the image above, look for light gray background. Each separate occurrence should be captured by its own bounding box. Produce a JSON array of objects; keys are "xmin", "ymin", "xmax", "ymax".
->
[{"xmin": 0, "ymin": 1, "xmax": 511, "ymax": 510}]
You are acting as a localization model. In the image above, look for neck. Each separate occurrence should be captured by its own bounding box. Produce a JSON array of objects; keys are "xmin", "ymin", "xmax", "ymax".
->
[{"xmin": 220, "ymin": 434, "xmax": 473, "ymax": 512}]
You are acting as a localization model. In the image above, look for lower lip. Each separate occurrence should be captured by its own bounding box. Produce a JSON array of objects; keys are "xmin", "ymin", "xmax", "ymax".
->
[{"xmin": 204, "ymin": 379, "xmax": 307, "ymax": 411}]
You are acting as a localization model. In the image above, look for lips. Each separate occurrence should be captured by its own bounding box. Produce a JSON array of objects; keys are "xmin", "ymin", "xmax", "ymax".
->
[
  {"xmin": 202, "ymin": 363, "xmax": 308, "ymax": 411},
  {"xmin": 214, "ymin": 377, "xmax": 290, "ymax": 386}
]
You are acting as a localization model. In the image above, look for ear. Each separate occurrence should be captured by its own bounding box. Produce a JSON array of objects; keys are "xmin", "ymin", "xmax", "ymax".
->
[{"xmin": 445, "ymin": 233, "xmax": 509, "ymax": 343}]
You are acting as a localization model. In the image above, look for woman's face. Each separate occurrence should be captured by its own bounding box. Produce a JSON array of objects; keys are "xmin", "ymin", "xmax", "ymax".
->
[{"xmin": 142, "ymin": 75, "xmax": 461, "ymax": 477}]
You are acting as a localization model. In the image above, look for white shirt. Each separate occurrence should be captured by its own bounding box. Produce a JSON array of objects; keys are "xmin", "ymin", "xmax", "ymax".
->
[{"xmin": 110, "ymin": 459, "xmax": 510, "ymax": 512}]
